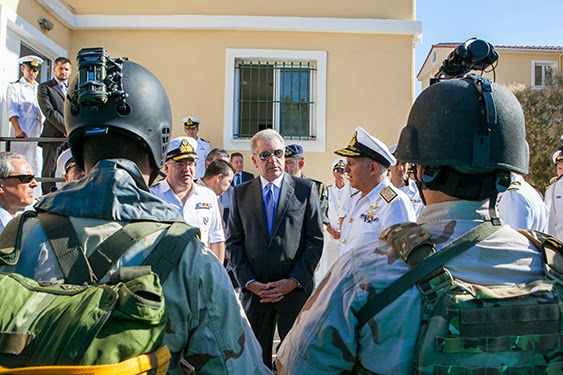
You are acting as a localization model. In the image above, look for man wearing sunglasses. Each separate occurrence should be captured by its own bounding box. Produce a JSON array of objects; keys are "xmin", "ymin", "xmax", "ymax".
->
[
  {"xmin": 227, "ymin": 128, "xmax": 324, "ymax": 369},
  {"xmin": 6, "ymin": 55, "xmax": 45, "ymax": 177},
  {"xmin": 0, "ymin": 152, "xmax": 38, "ymax": 233}
]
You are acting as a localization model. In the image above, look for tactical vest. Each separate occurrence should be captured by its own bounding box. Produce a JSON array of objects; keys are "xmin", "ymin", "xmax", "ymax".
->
[
  {"xmin": 355, "ymin": 221, "xmax": 563, "ymax": 374},
  {"xmin": 0, "ymin": 211, "xmax": 199, "ymax": 374}
]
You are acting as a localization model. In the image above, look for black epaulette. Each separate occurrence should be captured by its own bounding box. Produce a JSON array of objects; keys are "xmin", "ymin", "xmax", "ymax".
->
[
  {"xmin": 200, "ymin": 138, "xmax": 210, "ymax": 143},
  {"xmin": 380, "ymin": 186, "xmax": 398, "ymax": 203}
]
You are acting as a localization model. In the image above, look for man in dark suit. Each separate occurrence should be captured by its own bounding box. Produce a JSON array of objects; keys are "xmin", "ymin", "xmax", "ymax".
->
[
  {"xmin": 226, "ymin": 129, "xmax": 324, "ymax": 369},
  {"xmin": 230, "ymin": 152, "xmax": 254, "ymax": 186},
  {"xmin": 37, "ymin": 57, "xmax": 72, "ymax": 194}
]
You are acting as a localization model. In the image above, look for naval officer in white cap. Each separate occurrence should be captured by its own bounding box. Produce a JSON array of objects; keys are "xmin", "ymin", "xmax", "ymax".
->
[
  {"xmin": 6, "ymin": 55, "xmax": 45, "ymax": 177},
  {"xmin": 183, "ymin": 116, "xmax": 211, "ymax": 180},
  {"xmin": 388, "ymin": 143, "xmax": 424, "ymax": 217},
  {"xmin": 151, "ymin": 136, "xmax": 225, "ymax": 262},
  {"xmin": 56, "ymin": 148, "xmax": 85, "ymax": 185},
  {"xmin": 335, "ymin": 127, "xmax": 416, "ymax": 257}
]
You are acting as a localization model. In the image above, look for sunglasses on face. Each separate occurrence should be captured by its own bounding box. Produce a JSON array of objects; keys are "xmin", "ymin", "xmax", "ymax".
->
[
  {"xmin": 4, "ymin": 174, "xmax": 35, "ymax": 183},
  {"xmin": 258, "ymin": 149, "xmax": 284, "ymax": 161}
]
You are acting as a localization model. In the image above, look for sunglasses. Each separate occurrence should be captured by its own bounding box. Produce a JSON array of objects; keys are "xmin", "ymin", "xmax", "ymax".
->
[
  {"xmin": 258, "ymin": 149, "xmax": 284, "ymax": 161},
  {"xmin": 4, "ymin": 174, "xmax": 35, "ymax": 183}
]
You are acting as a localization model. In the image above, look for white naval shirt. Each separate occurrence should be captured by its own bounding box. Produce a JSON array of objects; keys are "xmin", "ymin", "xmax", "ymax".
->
[
  {"xmin": 193, "ymin": 137, "xmax": 211, "ymax": 180},
  {"xmin": 338, "ymin": 179, "xmax": 416, "ymax": 257},
  {"xmin": 150, "ymin": 180, "xmax": 224, "ymax": 246},
  {"xmin": 497, "ymin": 174, "xmax": 548, "ymax": 232},
  {"xmin": 0, "ymin": 206, "xmax": 14, "ymax": 234},
  {"xmin": 546, "ymin": 175, "xmax": 563, "ymax": 241},
  {"xmin": 6, "ymin": 77, "xmax": 43, "ymax": 137},
  {"xmin": 327, "ymin": 182, "xmax": 355, "ymax": 243},
  {"xmin": 398, "ymin": 178, "xmax": 425, "ymax": 217}
]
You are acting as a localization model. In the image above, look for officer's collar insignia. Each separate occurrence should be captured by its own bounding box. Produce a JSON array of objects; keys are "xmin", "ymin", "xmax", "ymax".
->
[
  {"xmin": 380, "ymin": 186, "xmax": 397, "ymax": 203},
  {"xmin": 179, "ymin": 139, "xmax": 194, "ymax": 154}
]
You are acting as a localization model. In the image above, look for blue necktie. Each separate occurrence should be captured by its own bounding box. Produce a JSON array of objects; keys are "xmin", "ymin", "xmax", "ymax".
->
[
  {"xmin": 60, "ymin": 82, "xmax": 67, "ymax": 95},
  {"xmin": 264, "ymin": 183, "xmax": 275, "ymax": 235},
  {"xmin": 235, "ymin": 173, "xmax": 241, "ymax": 186}
]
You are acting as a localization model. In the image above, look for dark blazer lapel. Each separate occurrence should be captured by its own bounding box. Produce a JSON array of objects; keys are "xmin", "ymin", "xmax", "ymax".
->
[
  {"xmin": 250, "ymin": 178, "xmax": 269, "ymax": 236},
  {"xmin": 271, "ymin": 174, "xmax": 295, "ymax": 239},
  {"xmin": 50, "ymin": 79, "xmax": 65, "ymax": 100}
]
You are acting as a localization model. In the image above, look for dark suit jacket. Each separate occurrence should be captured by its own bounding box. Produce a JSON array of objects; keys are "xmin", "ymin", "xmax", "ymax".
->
[
  {"xmin": 231, "ymin": 171, "xmax": 254, "ymax": 187},
  {"xmin": 37, "ymin": 78, "xmax": 66, "ymax": 144},
  {"xmin": 226, "ymin": 174, "xmax": 323, "ymax": 313}
]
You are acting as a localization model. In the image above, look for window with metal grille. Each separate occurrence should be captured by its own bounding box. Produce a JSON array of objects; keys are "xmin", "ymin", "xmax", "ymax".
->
[
  {"xmin": 224, "ymin": 49, "xmax": 326, "ymax": 152},
  {"xmin": 532, "ymin": 61, "xmax": 557, "ymax": 87},
  {"xmin": 234, "ymin": 60, "xmax": 316, "ymax": 140}
]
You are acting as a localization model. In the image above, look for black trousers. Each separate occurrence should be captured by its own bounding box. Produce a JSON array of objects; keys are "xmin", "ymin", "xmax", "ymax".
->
[
  {"xmin": 41, "ymin": 142, "xmax": 67, "ymax": 194},
  {"xmin": 246, "ymin": 309, "xmax": 299, "ymax": 369}
]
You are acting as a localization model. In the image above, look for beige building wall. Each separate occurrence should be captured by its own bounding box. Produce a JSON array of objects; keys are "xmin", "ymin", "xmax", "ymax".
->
[
  {"xmin": 2, "ymin": 0, "xmax": 419, "ymax": 184},
  {"xmin": 68, "ymin": 30, "xmax": 415, "ymax": 182},
  {"xmin": 63, "ymin": 0, "xmax": 414, "ymax": 19}
]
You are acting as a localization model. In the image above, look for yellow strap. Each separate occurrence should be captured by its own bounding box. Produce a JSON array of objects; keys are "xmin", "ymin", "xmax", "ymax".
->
[{"xmin": 0, "ymin": 346, "xmax": 170, "ymax": 375}]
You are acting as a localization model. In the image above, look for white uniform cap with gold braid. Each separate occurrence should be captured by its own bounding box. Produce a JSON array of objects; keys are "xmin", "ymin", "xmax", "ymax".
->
[
  {"xmin": 553, "ymin": 150, "xmax": 563, "ymax": 165},
  {"xmin": 331, "ymin": 158, "xmax": 347, "ymax": 171},
  {"xmin": 166, "ymin": 136, "xmax": 198, "ymax": 161},
  {"xmin": 18, "ymin": 55, "xmax": 43, "ymax": 68},
  {"xmin": 56, "ymin": 148, "xmax": 77, "ymax": 175},
  {"xmin": 335, "ymin": 127, "xmax": 396, "ymax": 168},
  {"xmin": 182, "ymin": 116, "xmax": 200, "ymax": 129}
]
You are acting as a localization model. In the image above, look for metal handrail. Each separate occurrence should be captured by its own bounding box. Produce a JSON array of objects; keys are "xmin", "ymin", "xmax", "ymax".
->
[{"xmin": 0, "ymin": 137, "xmax": 68, "ymax": 183}]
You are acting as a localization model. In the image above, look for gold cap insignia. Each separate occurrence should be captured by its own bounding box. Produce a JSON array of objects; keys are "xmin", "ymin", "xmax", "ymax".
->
[{"xmin": 179, "ymin": 139, "xmax": 194, "ymax": 154}]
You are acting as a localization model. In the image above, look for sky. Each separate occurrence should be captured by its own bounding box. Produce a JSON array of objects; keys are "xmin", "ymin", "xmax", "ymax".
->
[{"xmin": 415, "ymin": 0, "xmax": 563, "ymax": 94}]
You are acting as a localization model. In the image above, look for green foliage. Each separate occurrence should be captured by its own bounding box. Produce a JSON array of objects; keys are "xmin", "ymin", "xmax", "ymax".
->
[{"xmin": 511, "ymin": 74, "xmax": 563, "ymax": 192}]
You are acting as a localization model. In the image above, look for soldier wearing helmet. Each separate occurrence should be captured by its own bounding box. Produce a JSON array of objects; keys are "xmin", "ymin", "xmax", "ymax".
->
[
  {"xmin": 0, "ymin": 48, "xmax": 269, "ymax": 374},
  {"xmin": 277, "ymin": 75, "xmax": 547, "ymax": 373}
]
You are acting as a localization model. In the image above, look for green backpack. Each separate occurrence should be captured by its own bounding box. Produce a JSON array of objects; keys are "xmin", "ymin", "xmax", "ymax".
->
[
  {"xmin": 0, "ymin": 212, "xmax": 198, "ymax": 372},
  {"xmin": 355, "ymin": 221, "xmax": 563, "ymax": 374}
]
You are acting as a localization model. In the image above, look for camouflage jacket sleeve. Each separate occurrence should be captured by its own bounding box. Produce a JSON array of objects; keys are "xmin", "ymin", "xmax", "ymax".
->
[
  {"xmin": 276, "ymin": 240, "xmax": 420, "ymax": 374},
  {"xmin": 308, "ymin": 178, "xmax": 329, "ymax": 225},
  {"xmin": 162, "ymin": 238, "xmax": 271, "ymax": 375}
]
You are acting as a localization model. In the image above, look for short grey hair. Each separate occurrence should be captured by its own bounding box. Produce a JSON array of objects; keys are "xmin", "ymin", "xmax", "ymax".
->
[
  {"xmin": 250, "ymin": 129, "xmax": 285, "ymax": 155},
  {"xmin": 206, "ymin": 148, "xmax": 229, "ymax": 163},
  {"xmin": 0, "ymin": 152, "xmax": 26, "ymax": 179}
]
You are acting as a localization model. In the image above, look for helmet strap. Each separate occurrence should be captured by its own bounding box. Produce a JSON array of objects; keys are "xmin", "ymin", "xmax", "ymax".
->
[{"xmin": 423, "ymin": 166, "xmax": 501, "ymax": 201}]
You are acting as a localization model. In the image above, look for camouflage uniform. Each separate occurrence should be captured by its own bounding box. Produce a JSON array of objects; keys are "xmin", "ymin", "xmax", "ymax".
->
[
  {"xmin": 276, "ymin": 200, "xmax": 544, "ymax": 374},
  {"xmin": 303, "ymin": 174, "xmax": 329, "ymax": 225},
  {"xmin": 0, "ymin": 159, "xmax": 270, "ymax": 375}
]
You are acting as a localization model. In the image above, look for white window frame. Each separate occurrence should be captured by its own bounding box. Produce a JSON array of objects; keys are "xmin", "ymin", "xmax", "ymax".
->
[
  {"xmin": 224, "ymin": 49, "xmax": 327, "ymax": 152},
  {"xmin": 531, "ymin": 60, "xmax": 558, "ymax": 88}
]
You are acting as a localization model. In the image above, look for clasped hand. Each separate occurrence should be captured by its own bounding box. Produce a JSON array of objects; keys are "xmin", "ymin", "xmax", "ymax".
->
[{"xmin": 247, "ymin": 279, "xmax": 298, "ymax": 303}]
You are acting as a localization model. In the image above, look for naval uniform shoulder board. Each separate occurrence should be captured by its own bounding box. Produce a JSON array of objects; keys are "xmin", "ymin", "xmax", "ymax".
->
[
  {"xmin": 507, "ymin": 181, "xmax": 522, "ymax": 191},
  {"xmin": 200, "ymin": 138, "xmax": 210, "ymax": 144},
  {"xmin": 380, "ymin": 186, "xmax": 398, "ymax": 203}
]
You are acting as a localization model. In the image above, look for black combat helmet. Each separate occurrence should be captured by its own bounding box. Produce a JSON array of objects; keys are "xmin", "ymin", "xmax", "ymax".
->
[
  {"xmin": 395, "ymin": 75, "xmax": 529, "ymax": 200},
  {"xmin": 65, "ymin": 48, "xmax": 171, "ymax": 174}
]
